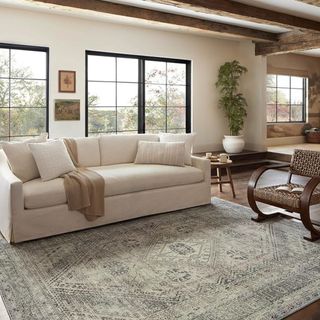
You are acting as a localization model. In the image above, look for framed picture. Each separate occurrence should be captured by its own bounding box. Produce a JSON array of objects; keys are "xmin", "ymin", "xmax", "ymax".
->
[
  {"xmin": 59, "ymin": 70, "xmax": 76, "ymax": 93},
  {"xmin": 55, "ymin": 99, "xmax": 80, "ymax": 121}
]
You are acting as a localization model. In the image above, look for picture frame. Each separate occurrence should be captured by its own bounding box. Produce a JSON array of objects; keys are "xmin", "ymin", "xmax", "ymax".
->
[
  {"xmin": 59, "ymin": 70, "xmax": 76, "ymax": 93},
  {"xmin": 55, "ymin": 99, "xmax": 80, "ymax": 121}
]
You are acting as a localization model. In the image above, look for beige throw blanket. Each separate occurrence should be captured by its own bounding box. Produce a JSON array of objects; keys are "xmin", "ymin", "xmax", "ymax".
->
[{"xmin": 63, "ymin": 139, "xmax": 105, "ymax": 221}]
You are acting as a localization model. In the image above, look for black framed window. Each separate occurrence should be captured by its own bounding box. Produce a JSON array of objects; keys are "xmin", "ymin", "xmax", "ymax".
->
[
  {"xmin": 266, "ymin": 74, "xmax": 307, "ymax": 123},
  {"xmin": 86, "ymin": 51, "xmax": 191, "ymax": 135},
  {"xmin": 0, "ymin": 43, "xmax": 49, "ymax": 141}
]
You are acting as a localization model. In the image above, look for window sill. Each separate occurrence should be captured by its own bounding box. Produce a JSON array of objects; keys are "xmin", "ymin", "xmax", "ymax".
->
[{"xmin": 267, "ymin": 122, "xmax": 306, "ymax": 125}]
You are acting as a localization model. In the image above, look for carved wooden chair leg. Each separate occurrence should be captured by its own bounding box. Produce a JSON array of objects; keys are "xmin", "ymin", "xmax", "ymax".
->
[
  {"xmin": 300, "ymin": 177, "xmax": 320, "ymax": 242},
  {"xmin": 299, "ymin": 208, "xmax": 320, "ymax": 242},
  {"xmin": 250, "ymin": 201, "xmax": 280, "ymax": 222},
  {"xmin": 247, "ymin": 188, "xmax": 279, "ymax": 222},
  {"xmin": 300, "ymin": 213, "xmax": 320, "ymax": 242},
  {"xmin": 247, "ymin": 163, "xmax": 291, "ymax": 223}
]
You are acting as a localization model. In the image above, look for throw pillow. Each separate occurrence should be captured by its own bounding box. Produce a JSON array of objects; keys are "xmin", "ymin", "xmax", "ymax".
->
[
  {"xmin": 29, "ymin": 140, "xmax": 76, "ymax": 181},
  {"xmin": 159, "ymin": 133, "xmax": 196, "ymax": 165},
  {"xmin": 2, "ymin": 133, "xmax": 48, "ymax": 182},
  {"xmin": 135, "ymin": 141, "xmax": 185, "ymax": 167}
]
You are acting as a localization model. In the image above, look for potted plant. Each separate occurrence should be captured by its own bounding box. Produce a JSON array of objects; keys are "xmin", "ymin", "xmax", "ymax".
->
[{"xmin": 215, "ymin": 60, "xmax": 248, "ymax": 153}]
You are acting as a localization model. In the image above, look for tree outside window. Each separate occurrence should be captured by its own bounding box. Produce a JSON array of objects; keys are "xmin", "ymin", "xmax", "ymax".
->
[
  {"xmin": 0, "ymin": 45, "xmax": 48, "ymax": 141},
  {"xmin": 86, "ymin": 52, "xmax": 190, "ymax": 136},
  {"xmin": 266, "ymin": 74, "xmax": 307, "ymax": 123}
]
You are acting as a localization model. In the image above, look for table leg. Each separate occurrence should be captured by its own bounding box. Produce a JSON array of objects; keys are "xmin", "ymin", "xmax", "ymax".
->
[
  {"xmin": 226, "ymin": 167, "xmax": 236, "ymax": 198},
  {"xmin": 217, "ymin": 168, "xmax": 222, "ymax": 192}
]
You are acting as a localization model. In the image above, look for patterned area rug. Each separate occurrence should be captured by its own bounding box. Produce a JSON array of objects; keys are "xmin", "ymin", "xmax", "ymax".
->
[{"xmin": 1, "ymin": 198, "xmax": 320, "ymax": 320}]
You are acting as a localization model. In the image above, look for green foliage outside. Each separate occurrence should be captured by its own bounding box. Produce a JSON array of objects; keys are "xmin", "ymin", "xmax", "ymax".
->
[
  {"xmin": 215, "ymin": 60, "xmax": 248, "ymax": 136},
  {"xmin": 88, "ymin": 64, "xmax": 186, "ymax": 134},
  {"xmin": 0, "ymin": 54, "xmax": 187, "ymax": 139},
  {"xmin": 0, "ymin": 52, "xmax": 46, "ymax": 140},
  {"xmin": 266, "ymin": 75, "xmax": 304, "ymax": 122}
]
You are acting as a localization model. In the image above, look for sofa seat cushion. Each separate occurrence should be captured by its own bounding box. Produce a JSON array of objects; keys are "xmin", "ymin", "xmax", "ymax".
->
[
  {"xmin": 23, "ymin": 178, "xmax": 66, "ymax": 209},
  {"xmin": 91, "ymin": 164, "xmax": 204, "ymax": 197},
  {"xmin": 23, "ymin": 164, "xmax": 204, "ymax": 209}
]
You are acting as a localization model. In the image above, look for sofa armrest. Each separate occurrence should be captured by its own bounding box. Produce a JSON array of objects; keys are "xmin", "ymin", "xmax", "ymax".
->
[
  {"xmin": 0, "ymin": 150, "xmax": 23, "ymax": 242},
  {"xmin": 191, "ymin": 156, "xmax": 211, "ymax": 183}
]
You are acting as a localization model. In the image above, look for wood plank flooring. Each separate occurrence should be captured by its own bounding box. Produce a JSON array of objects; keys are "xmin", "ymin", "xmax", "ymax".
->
[{"xmin": 211, "ymin": 168, "xmax": 320, "ymax": 320}]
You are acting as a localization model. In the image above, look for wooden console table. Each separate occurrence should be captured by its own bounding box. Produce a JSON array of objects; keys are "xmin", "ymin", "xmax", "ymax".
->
[{"xmin": 210, "ymin": 160, "xmax": 236, "ymax": 198}]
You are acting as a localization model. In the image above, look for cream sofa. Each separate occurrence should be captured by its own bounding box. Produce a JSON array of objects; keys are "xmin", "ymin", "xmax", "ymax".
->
[{"xmin": 0, "ymin": 134, "xmax": 211, "ymax": 243}]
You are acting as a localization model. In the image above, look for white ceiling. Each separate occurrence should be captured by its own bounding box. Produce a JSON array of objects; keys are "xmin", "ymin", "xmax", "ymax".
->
[
  {"xmin": 300, "ymin": 48, "xmax": 320, "ymax": 57},
  {"xmin": 235, "ymin": 0, "xmax": 320, "ymax": 21},
  {"xmin": 107, "ymin": 0, "xmax": 289, "ymax": 33},
  {"xmin": 0, "ymin": 0, "xmax": 319, "ymax": 57}
]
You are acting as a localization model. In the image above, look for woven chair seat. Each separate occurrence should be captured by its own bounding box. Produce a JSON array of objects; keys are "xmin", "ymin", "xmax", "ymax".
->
[{"xmin": 254, "ymin": 183, "xmax": 320, "ymax": 209}]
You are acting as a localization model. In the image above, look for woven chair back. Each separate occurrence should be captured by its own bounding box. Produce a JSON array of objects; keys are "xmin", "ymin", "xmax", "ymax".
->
[{"xmin": 290, "ymin": 149, "xmax": 320, "ymax": 177}]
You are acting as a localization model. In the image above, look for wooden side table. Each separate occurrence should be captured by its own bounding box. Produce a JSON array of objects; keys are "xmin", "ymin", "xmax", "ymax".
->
[{"xmin": 210, "ymin": 160, "xmax": 236, "ymax": 198}]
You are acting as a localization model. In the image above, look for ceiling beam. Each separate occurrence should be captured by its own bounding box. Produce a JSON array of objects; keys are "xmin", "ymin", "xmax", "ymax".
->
[
  {"xmin": 296, "ymin": 0, "xmax": 320, "ymax": 6},
  {"xmin": 33, "ymin": 0, "xmax": 278, "ymax": 41},
  {"xmin": 145, "ymin": 0, "xmax": 320, "ymax": 32},
  {"xmin": 255, "ymin": 31, "xmax": 320, "ymax": 55}
]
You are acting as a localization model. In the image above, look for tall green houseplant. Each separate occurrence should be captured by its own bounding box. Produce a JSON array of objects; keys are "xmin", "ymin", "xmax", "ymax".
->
[{"xmin": 215, "ymin": 60, "xmax": 248, "ymax": 136}]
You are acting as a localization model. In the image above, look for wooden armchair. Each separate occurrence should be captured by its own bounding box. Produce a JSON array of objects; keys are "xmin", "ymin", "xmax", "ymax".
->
[{"xmin": 247, "ymin": 149, "xmax": 320, "ymax": 242}]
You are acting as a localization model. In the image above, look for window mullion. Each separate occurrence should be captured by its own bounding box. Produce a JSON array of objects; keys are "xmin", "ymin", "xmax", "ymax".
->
[
  {"xmin": 138, "ymin": 59, "xmax": 145, "ymax": 133},
  {"xmin": 275, "ymin": 75, "xmax": 278, "ymax": 123},
  {"xmin": 115, "ymin": 58, "xmax": 118, "ymax": 134},
  {"xmin": 186, "ymin": 62, "xmax": 191, "ymax": 133},
  {"xmin": 165, "ymin": 62, "xmax": 168, "ymax": 133},
  {"xmin": 46, "ymin": 47, "xmax": 49, "ymax": 138},
  {"xmin": 303, "ymin": 78, "xmax": 306, "ymax": 123},
  {"xmin": 8, "ymin": 49, "xmax": 11, "ymax": 141},
  {"xmin": 289, "ymin": 76, "xmax": 291, "ymax": 122}
]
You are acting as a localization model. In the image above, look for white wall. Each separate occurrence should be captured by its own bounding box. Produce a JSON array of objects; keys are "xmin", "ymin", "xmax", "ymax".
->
[
  {"xmin": 239, "ymin": 42, "xmax": 267, "ymax": 151},
  {"xmin": 0, "ymin": 6, "xmax": 267, "ymax": 152}
]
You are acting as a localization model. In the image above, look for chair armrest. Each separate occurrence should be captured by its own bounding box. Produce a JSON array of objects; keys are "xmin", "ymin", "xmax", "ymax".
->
[
  {"xmin": 191, "ymin": 156, "xmax": 211, "ymax": 183},
  {"xmin": 300, "ymin": 176, "xmax": 320, "ymax": 208},
  {"xmin": 248, "ymin": 163, "xmax": 290, "ymax": 190},
  {"xmin": 247, "ymin": 163, "xmax": 290, "ymax": 204},
  {"xmin": 0, "ymin": 150, "xmax": 23, "ymax": 242}
]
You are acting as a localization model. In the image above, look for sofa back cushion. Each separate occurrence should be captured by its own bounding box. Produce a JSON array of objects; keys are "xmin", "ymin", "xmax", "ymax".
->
[
  {"xmin": 2, "ymin": 133, "xmax": 48, "ymax": 182},
  {"xmin": 100, "ymin": 134, "xmax": 159, "ymax": 165},
  {"xmin": 135, "ymin": 141, "xmax": 185, "ymax": 167},
  {"xmin": 29, "ymin": 140, "xmax": 76, "ymax": 181},
  {"xmin": 75, "ymin": 137, "xmax": 100, "ymax": 167},
  {"xmin": 159, "ymin": 133, "xmax": 196, "ymax": 165}
]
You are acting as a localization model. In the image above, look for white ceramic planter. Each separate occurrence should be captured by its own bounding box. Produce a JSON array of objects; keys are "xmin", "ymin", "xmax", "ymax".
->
[{"xmin": 223, "ymin": 135, "xmax": 245, "ymax": 153}]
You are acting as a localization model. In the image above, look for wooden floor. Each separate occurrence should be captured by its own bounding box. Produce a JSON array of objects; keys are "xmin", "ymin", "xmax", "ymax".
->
[{"xmin": 211, "ymin": 168, "xmax": 320, "ymax": 320}]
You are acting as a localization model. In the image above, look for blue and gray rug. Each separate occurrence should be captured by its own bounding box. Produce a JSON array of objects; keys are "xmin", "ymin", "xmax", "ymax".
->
[{"xmin": 1, "ymin": 198, "xmax": 320, "ymax": 320}]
